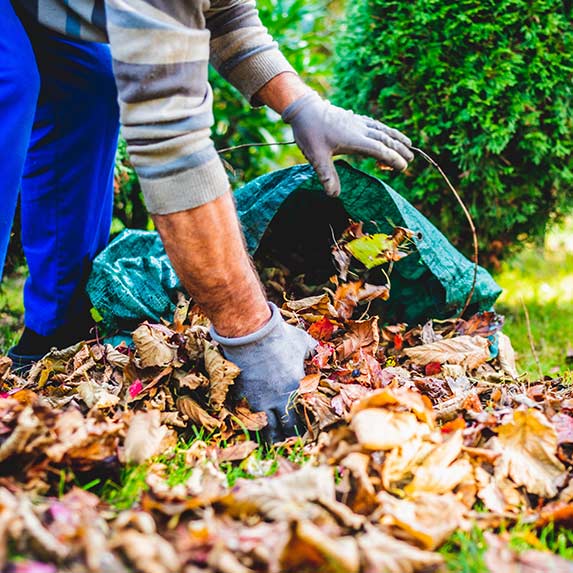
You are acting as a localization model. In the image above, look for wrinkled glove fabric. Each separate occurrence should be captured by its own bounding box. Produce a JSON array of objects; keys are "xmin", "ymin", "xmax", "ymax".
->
[
  {"xmin": 282, "ymin": 92, "xmax": 414, "ymax": 197},
  {"xmin": 210, "ymin": 303, "xmax": 317, "ymax": 442}
]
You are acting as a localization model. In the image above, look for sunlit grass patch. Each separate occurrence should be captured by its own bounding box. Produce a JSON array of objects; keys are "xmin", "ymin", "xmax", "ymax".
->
[{"xmin": 495, "ymin": 218, "xmax": 573, "ymax": 377}]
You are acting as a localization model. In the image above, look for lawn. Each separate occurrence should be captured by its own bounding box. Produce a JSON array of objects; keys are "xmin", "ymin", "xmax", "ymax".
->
[{"xmin": 495, "ymin": 218, "xmax": 573, "ymax": 377}]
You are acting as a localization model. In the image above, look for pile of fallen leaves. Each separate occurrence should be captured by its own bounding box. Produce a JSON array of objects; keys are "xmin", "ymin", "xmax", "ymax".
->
[{"xmin": 1, "ymin": 224, "xmax": 573, "ymax": 573}]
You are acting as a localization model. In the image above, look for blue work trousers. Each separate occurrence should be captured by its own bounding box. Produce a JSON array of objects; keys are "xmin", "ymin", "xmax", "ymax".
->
[{"xmin": 0, "ymin": 0, "xmax": 120, "ymax": 335}]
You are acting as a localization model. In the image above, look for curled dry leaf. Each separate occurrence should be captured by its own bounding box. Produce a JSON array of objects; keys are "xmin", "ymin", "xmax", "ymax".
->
[
  {"xmin": 491, "ymin": 409, "xmax": 566, "ymax": 498},
  {"xmin": 123, "ymin": 410, "xmax": 176, "ymax": 465},
  {"xmin": 358, "ymin": 525, "xmax": 445, "ymax": 573},
  {"xmin": 203, "ymin": 341, "xmax": 241, "ymax": 412},
  {"xmin": 78, "ymin": 379, "xmax": 120, "ymax": 410},
  {"xmin": 177, "ymin": 396, "xmax": 222, "ymax": 432},
  {"xmin": 336, "ymin": 317, "xmax": 379, "ymax": 360},
  {"xmin": 377, "ymin": 491, "xmax": 466, "ymax": 550},
  {"xmin": 132, "ymin": 324, "xmax": 178, "ymax": 368},
  {"xmin": 280, "ymin": 520, "xmax": 360, "ymax": 573},
  {"xmin": 232, "ymin": 399, "xmax": 268, "ymax": 431},
  {"xmin": 404, "ymin": 335, "xmax": 490, "ymax": 370},
  {"xmin": 497, "ymin": 332, "xmax": 519, "ymax": 379},
  {"xmin": 352, "ymin": 408, "xmax": 431, "ymax": 451},
  {"xmin": 405, "ymin": 431, "xmax": 472, "ymax": 495}
]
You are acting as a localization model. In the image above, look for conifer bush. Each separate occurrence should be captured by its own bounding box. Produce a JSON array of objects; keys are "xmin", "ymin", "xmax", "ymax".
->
[{"xmin": 334, "ymin": 0, "xmax": 573, "ymax": 262}]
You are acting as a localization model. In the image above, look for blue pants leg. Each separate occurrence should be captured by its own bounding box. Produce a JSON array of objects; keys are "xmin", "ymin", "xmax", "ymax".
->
[
  {"xmin": 0, "ymin": 0, "xmax": 39, "ymax": 279},
  {"xmin": 19, "ymin": 19, "xmax": 120, "ymax": 335}
]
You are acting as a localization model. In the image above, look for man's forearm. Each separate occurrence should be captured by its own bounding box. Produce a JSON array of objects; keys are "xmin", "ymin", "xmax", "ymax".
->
[
  {"xmin": 254, "ymin": 72, "xmax": 312, "ymax": 115},
  {"xmin": 152, "ymin": 192, "xmax": 271, "ymax": 338}
]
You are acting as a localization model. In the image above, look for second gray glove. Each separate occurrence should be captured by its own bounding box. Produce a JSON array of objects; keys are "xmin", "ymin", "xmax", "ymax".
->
[
  {"xmin": 210, "ymin": 303, "xmax": 316, "ymax": 443},
  {"xmin": 282, "ymin": 91, "xmax": 414, "ymax": 197}
]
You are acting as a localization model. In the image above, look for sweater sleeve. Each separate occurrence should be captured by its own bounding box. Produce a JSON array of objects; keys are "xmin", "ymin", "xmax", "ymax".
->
[
  {"xmin": 205, "ymin": 0, "xmax": 296, "ymax": 104},
  {"xmin": 104, "ymin": 0, "xmax": 230, "ymax": 215}
]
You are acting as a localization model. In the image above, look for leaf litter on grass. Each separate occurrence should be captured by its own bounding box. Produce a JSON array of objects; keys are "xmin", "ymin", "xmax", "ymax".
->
[{"xmin": 0, "ymin": 223, "xmax": 572, "ymax": 572}]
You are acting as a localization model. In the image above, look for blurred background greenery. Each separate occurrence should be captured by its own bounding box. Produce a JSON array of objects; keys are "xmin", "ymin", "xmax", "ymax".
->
[{"xmin": 1, "ymin": 0, "xmax": 572, "ymax": 377}]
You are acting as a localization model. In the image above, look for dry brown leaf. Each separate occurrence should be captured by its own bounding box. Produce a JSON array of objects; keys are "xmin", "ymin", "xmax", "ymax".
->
[
  {"xmin": 484, "ymin": 532, "xmax": 573, "ymax": 573},
  {"xmin": 132, "ymin": 324, "xmax": 178, "ymax": 368},
  {"xmin": 280, "ymin": 520, "xmax": 360, "ymax": 573},
  {"xmin": 212, "ymin": 440, "xmax": 258, "ymax": 462},
  {"xmin": 352, "ymin": 408, "xmax": 431, "ymax": 451},
  {"xmin": 341, "ymin": 452, "xmax": 378, "ymax": 514},
  {"xmin": 491, "ymin": 409, "xmax": 566, "ymax": 498},
  {"xmin": 204, "ymin": 341, "xmax": 241, "ymax": 412},
  {"xmin": 78, "ymin": 379, "xmax": 120, "ymax": 410},
  {"xmin": 358, "ymin": 525, "xmax": 446, "ymax": 573},
  {"xmin": 404, "ymin": 335, "xmax": 490, "ymax": 370},
  {"xmin": 174, "ymin": 370, "xmax": 209, "ymax": 391},
  {"xmin": 405, "ymin": 431, "xmax": 472, "ymax": 495},
  {"xmin": 221, "ymin": 465, "xmax": 339, "ymax": 522},
  {"xmin": 336, "ymin": 317, "xmax": 380, "ymax": 360},
  {"xmin": 283, "ymin": 293, "xmax": 336, "ymax": 318},
  {"xmin": 0, "ymin": 406, "xmax": 39, "ymax": 463},
  {"xmin": 351, "ymin": 388, "xmax": 434, "ymax": 425},
  {"xmin": 377, "ymin": 491, "xmax": 466, "ymax": 550},
  {"xmin": 123, "ymin": 410, "xmax": 176, "ymax": 465},
  {"xmin": 475, "ymin": 466, "xmax": 507, "ymax": 514},
  {"xmin": 110, "ymin": 512, "xmax": 180, "ymax": 573},
  {"xmin": 232, "ymin": 400, "xmax": 268, "ymax": 431},
  {"xmin": 497, "ymin": 332, "xmax": 519, "ymax": 379},
  {"xmin": 382, "ymin": 438, "xmax": 435, "ymax": 492},
  {"xmin": 177, "ymin": 396, "xmax": 222, "ymax": 432},
  {"xmin": 299, "ymin": 373, "xmax": 322, "ymax": 394}
]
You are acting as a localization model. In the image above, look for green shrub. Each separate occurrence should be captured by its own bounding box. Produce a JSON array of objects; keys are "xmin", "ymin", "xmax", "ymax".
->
[{"xmin": 333, "ymin": 0, "xmax": 573, "ymax": 262}]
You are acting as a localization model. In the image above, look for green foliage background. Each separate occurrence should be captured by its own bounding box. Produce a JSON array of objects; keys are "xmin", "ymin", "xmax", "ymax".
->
[{"xmin": 333, "ymin": 0, "xmax": 573, "ymax": 261}]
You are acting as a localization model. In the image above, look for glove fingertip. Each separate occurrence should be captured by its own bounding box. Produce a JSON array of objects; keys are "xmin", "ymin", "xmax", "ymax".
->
[{"xmin": 314, "ymin": 163, "xmax": 341, "ymax": 197}]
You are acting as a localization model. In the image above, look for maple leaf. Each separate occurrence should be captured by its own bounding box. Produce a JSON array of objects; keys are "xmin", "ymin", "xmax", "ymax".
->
[{"xmin": 490, "ymin": 409, "xmax": 567, "ymax": 498}]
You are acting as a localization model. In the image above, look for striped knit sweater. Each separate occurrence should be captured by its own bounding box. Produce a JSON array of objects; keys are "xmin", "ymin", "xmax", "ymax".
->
[{"xmin": 15, "ymin": 0, "xmax": 295, "ymax": 214}]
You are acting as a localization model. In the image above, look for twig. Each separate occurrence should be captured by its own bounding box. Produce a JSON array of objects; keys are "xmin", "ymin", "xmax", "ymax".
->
[
  {"xmin": 410, "ymin": 146, "xmax": 479, "ymax": 318},
  {"xmin": 217, "ymin": 140, "xmax": 296, "ymax": 154},
  {"xmin": 520, "ymin": 296, "xmax": 544, "ymax": 381}
]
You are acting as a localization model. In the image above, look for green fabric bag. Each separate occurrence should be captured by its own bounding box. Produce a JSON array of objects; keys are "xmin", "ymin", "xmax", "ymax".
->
[{"xmin": 87, "ymin": 161, "xmax": 501, "ymax": 328}]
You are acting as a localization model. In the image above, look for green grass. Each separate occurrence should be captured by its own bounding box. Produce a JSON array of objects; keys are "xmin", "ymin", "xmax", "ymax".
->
[
  {"xmin": 0, "ymin": 265, "xmax": 25, "ymax": 352},
  {"xmin": 495, "ymin": 218, "xmax": 573, "ymax": 377},
  {"xmin": 440, "ymin": 521, "xmax": 573, "ymax": 570}
]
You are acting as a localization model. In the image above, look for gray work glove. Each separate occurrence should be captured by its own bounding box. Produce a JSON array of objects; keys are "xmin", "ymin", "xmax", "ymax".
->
[
  {"xmin": 210, "ymin": 303, "xmax": 316, "ymax": 443},
  {"xmin": 282, "ymin": 91, "xmax": 414, "ymax": 197}
]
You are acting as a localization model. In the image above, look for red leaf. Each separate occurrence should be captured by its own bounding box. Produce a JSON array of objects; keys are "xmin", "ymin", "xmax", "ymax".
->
[
  {"xmin": 425, "ymin": 362, "xmax": 442, "ymax": 376},
  {"xmin": 308, "ymin": 316, "xmax": 336, "ymax": 341}
]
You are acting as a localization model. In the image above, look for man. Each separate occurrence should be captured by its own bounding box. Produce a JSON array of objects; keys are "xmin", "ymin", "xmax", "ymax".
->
[{"xmin": 1, "ymin": 0, "xmax": 413, "ymax": 441}]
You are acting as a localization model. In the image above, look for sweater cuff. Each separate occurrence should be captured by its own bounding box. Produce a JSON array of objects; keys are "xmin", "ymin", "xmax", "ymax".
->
[
  {"xmin": 226, "ymin": 50, "xmax": 296, "ymax": 106},
  {"xmin": 210, "ymin": 303, "xmax": 281, "ymax": 347},
  {"xmin": 140, "ymin": 156, "xmax": 230, "ymax": 215}
]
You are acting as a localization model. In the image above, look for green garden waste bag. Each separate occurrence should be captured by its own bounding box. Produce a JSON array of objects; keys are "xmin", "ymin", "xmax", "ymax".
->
[{"xmin": 87, "ymin": 161, "xmax": 501, "ymax": 329}]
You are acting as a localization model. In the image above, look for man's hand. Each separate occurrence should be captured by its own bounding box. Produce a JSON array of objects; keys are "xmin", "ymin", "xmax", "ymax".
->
[
  {"xmin": 211, "ymin": 303, "xmax": 316, "ymax": 443},
  {"xmin": 282, "ymin": 92, "xmax": 414, "ymax": 197}
]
